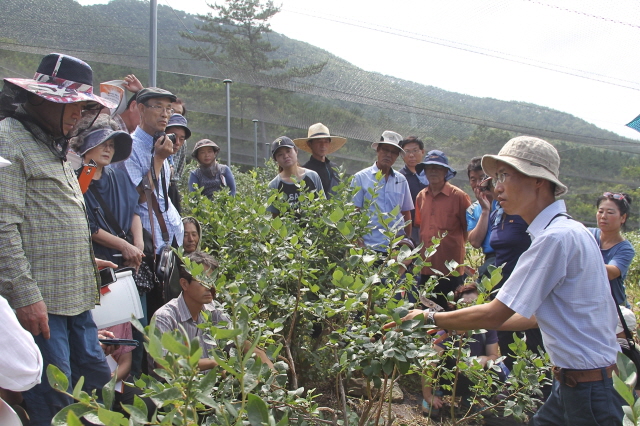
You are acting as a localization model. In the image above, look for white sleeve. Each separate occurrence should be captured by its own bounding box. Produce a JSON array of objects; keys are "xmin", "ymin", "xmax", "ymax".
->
[{"xmin": 0, "ymin": 296, "xmax": 42, "ymax": 391}]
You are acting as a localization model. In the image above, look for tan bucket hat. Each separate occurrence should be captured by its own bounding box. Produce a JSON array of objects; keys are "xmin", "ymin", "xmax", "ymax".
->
[
  {"xmin": 191, "ymin": 139, "xmax": 220, "ymax": 159},
  {"xmin": 293, "ymin": 123, "xmax": 347, "ymax": 154},
  {"xmin": 481, "ymin": 136, "xmax": 568, "ymax": 196}
]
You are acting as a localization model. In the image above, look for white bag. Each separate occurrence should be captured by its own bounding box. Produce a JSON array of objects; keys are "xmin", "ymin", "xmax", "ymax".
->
[{"xmin": 91, "ymin": 270, "xmax": 143, "ymax": 328}]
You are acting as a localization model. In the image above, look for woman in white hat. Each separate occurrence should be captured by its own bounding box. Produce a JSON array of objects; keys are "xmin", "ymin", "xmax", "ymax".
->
[
  {"xmin": 267, "ymin": 136, "xmax": 324, "ymax": 216},
  {"xmin": 189, "ymin": 139, "xmax": 237, "ymax": 197}
]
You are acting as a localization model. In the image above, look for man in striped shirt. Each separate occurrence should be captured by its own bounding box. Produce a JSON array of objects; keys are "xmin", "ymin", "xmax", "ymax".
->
[{"xmin": 152, "ymin": 252, "xmax": 272, "ymax": 371}]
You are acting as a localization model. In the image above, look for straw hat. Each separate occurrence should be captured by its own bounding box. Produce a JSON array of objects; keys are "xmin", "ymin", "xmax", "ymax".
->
[
  {"xmin": 293, "ymin": 123, "xmax": 346, "ymax": 154},
  {"xmin": 481, "ymin": 136, "xmax": 568, "ymax": 196}
]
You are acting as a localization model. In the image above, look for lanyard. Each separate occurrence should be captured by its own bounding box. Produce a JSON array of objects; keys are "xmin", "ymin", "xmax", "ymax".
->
[{"xmin": 150, "ymin": 160, "xmax": 169, "ymax": 213}]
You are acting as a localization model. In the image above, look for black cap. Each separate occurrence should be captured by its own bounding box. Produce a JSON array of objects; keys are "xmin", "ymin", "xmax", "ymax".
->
[
  {"xmin": 271, "ymin": 136, "xmax": 295, "ymax": 159},
  {"xmin": 136, "ymin": 87, "xmax": 177, "ymax": 105}
]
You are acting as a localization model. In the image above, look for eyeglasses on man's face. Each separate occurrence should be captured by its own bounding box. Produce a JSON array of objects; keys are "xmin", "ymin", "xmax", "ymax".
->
[
  {"xmin": 404, "ymin": 148, "xmax": 422, "ymax": 156},
  {"xmin": 495, "ymin": 172, "xmax": 513, "ymax": 184},
  {"xmin": 144, "ymin": 104, "xmax": 174, "ymax": 115}
]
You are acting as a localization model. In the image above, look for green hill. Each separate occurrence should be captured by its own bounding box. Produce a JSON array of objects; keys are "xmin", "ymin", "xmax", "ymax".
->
[{"xmin": 1, "ymin": 0, "xmax": 639, "ymax": 225}]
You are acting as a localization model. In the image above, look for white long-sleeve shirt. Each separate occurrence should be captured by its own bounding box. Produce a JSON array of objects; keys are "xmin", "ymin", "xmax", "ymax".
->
[{"xmin": 0, "ymin": 295, "xmax": 42, "ymax": 391}]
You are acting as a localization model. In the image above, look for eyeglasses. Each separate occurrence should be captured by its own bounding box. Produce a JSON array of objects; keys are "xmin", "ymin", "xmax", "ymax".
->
[
  {"xmin": 404, "ymin": 149, "xmax": 422, "ymax": 156},
  {"xmin": 603, "ymin": 192, "xmax": 625, "ymax": 201},
  {"xmin": 144, "ymin": 104, "xmax": 174, "ymax": 115},
  {"xmin": 495, "ymin": 172, "xmax": 511, "ymax": 183}
]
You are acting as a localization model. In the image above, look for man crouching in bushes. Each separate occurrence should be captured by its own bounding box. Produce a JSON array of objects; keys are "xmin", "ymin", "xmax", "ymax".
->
[{"xmin": 152, "ymin": 251, "xmax": 273, "ymax": 371}]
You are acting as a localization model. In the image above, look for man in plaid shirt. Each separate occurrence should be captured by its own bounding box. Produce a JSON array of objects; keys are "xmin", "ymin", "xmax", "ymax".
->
[{"xmin": 0, "ymin": 53, "xmax": 116, "ymax": 426}]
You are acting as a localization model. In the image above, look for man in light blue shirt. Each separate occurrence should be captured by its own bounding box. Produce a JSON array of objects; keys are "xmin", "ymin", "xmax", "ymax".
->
[
  {"xmin": 351, "ymin": 131, "xmax": 413, "ymax": 252},
  {"xmin": 397, "ymin": 136, "xmax": 623, "ymax": 425},
  {"xmin": 115, "ymin": 87, "xmax": 184, "ymax": 252}
]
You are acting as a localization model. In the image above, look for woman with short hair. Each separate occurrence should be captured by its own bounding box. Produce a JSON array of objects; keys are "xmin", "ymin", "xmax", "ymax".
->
[{"xmin": 588, "ymin": 192, "xmax": 636, "ymax": 307}]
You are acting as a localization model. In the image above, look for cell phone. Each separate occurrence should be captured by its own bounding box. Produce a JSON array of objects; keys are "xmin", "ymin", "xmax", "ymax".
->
[
  {"xmin": 76, "ymin": 159, "xmax": 97, "ymax": 194},
  {"xmin": 99, "ymin": 338, "xmax": 139, "ymax": 347},
  {"xmin": 99, "ymin": 267, "xmax": 117, "ymax": 287}
]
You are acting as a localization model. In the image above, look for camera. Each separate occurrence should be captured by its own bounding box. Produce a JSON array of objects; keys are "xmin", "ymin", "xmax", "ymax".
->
[{"xmin": 152, "ymin": 132, "xmax": 176, "ymax": 144}]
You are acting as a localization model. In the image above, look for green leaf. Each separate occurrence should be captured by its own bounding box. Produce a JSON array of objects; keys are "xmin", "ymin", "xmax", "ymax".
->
[
  {"xmin": 246, "ymin": 394, "xmax": 270, "ymax": 426},
  {"xmin": 161, "ymin": 332, "xmax": 190, "ymax": 357},
  {"xmin": 52, "ymin": 404, "xmax": 92, "ymax": 425},
  {"xmin": 150, "ymin": 386, "xmax": 183, "ymax": 407},
  {"xmin": 47, "ymin": 364, "xmax": 69, "ymax": 392},
  {"xmin": 66, "ymin": 410, "xmax": 84, "ymax": 426},
  {"xmin": 72, "ymin": 376, "xmax": 84, "ymax": 400},
  {"xmin": 329, "ymin": 207, "xmax": 344, "ymax": 223},
  {"xmin": 271, "ymin": 217, "xmax": 282, "ymax": 230},
  {"xmin": 133, "ymin": 394, "xmax": 150, "ymax": 419},
  {"xmin": 275, "ymin": 413, "xmax": 289, "ymax": 426},
  {"xmin": 102, "ymin": 365, "xmax": 118, "ymax": 410},
  {"xmin": 213, "ymin": 327, "xmax": 243, "ymax": 339},
  {"xmin": 613, "ymin": 372, "xmax": 635, "ymax": 407},
  {"xmin": 97, "ymin": 406, "xmax": 126, "ymax": 426}
]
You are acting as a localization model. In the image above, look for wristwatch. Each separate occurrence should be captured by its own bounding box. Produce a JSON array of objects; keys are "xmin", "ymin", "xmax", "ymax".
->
[{"xmin": 425, "ymin": 310, "xmax": 436, "ymax": 326}]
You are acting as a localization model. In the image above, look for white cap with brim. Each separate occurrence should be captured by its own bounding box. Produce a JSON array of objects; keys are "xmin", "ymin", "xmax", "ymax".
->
[
  {"xmin": 371, "ymin": 130, "xmax": 405, "ymax": 155},
  {"xmin": 481, "ymin": 136, "xmax": 568, "ymax": 196}
]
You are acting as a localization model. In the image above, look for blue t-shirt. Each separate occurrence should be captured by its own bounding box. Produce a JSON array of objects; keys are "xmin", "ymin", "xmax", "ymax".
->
[
  {"xmin": 467, "ymin": 200, "xmax": 499, "ymax": 255},
  {"xmin": 489, "ymin": 209, "xmax": 531, "ymax": 289},
  {"xmin": 84, "ymin": 167, "xmax": 141, "ymax": 266},
  {"xmin": 588, "ymin": 228, "xmax": 635, "ymax": 306}
]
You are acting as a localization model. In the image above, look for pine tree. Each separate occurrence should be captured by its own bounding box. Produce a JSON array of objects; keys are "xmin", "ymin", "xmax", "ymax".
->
[{"xmin": 180, "ymin": 0, "xmax": 326, "ymax": 142}]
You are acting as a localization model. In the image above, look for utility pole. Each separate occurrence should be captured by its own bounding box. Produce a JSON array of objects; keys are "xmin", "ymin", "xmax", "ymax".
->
[
  {"xmin": 253, "ymin": 119, "xmax": 259, "ymax": 168},
  {"xmin": 149, "ymin": 0, "xmax": 157, "ymax": 86},
  {"xmin": 224, "ymin": 79, "xmax": 232, "ymax": 165}
]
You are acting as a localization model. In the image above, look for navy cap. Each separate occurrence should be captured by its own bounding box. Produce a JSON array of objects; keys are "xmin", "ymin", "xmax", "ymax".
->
[
  {"xmin": 166, "ymin": 113, "xmax": 191, "ymax": 139},
  {"xmin": 415, "ymin": 149, "xmax": 457, "ymax": 180}
]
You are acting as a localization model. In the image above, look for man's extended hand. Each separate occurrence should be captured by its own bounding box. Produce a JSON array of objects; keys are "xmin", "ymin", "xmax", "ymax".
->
[
  {"xmin": 381, "ymin": 309, "xmax": 427, "ymax": 331},
  {"xmin": 16, "ymin": 300, "xmax": 50, "ymax": 339}
]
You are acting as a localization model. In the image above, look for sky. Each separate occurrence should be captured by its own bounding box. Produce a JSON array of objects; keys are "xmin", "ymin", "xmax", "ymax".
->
[{"xmin": 76, "ymin": 0, "xmax": 640, "ymax": 141}]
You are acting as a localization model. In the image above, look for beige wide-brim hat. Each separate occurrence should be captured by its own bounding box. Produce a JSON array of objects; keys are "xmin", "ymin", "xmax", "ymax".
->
[
  {"xmin": 481, "ymin": 136, "xmax": 568, "ymax": 196},
  {"xmin": 293, "ymin": 123, "xmax": 347, "ymax": 155}
]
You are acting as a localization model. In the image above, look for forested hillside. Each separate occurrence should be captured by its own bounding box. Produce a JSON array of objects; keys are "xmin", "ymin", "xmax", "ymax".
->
[{"xmin": 1, "ymin": 0, "xmax": 639, "ymax": 226}]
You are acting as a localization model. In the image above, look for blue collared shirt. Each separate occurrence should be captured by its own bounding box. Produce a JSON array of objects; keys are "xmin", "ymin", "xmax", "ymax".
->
[
  {"xmin": 351, "ymin": 163, "xmax": 414, "ymax": 251},
  {"xmin": 466, "ymin": 200, "xmax": 499, "ymax": 255},
  {"xmin": 113, "ymin": 127, "xmax": 184, "ymax": 252},
  {"xmin": 496, "ymin": 200, "xmax": 618, "ymax": 369}
]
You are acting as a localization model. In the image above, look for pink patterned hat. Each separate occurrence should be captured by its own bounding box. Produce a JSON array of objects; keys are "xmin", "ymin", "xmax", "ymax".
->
[{"xmin": 3, "ymin": 53, "xmax": 115, "ymax": 108}]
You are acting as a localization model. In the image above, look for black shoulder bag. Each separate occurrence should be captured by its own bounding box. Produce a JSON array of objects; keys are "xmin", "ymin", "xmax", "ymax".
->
[{"xmin": 142, "ymin": 161, "xmax": 180, "ymax": 302}]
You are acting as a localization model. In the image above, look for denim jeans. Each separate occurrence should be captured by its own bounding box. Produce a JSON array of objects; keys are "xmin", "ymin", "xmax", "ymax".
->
[
  {"xmin": 22, "ymin": 311, "xmax": 111, "ymax": 426},
  {"xmin": 531, "ymin": 375, "xmax": 624, "ymax": 426}
]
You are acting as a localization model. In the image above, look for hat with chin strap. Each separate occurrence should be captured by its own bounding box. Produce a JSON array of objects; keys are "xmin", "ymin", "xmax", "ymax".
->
[{"xmin": 4, "ymin": 53, "xmax": 115, "ymax": 108}]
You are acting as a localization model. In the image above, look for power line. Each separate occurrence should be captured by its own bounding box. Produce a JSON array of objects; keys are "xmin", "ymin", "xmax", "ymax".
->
[{"xmin": 281, "ymin": 8, "xmax": 640, "ymax": 92}]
